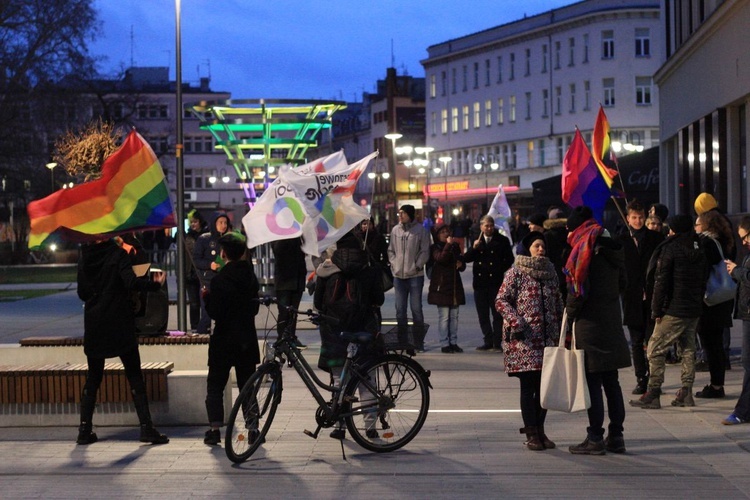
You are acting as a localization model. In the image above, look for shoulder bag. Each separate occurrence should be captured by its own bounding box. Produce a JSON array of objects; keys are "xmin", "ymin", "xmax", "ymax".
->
[{"xmin": 704, "ymin": 238, "xmax": 737, "ymax": 307}]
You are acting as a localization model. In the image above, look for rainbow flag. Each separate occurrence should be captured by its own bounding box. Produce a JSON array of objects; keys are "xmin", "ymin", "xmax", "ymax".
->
[
  {"xmin": 591, "ymin": 105, "xmax": 619, "ymax": 189},
  {"xmin": 561, "ymin": 128, "xmax": 610, "ymax": 223},
  {"xmin": 27, "ymin": 130, "xmax": 176, "ymax": 249}
]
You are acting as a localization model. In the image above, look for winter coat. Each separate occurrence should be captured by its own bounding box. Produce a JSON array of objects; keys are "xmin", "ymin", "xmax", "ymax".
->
[
  {"xmin": 388, "ymin": 221, "xmax": 431, "ymax": 279},
  {"xmin": 649, "ymin": 232, "xmax": 708, "ymax": 319},
  {"xmin": 271, "ymin": 237, "xmax": 307, "ymax": 292},
  {"xmin": 427, "ymin": 240, "xmax": 466, "ymax": 307},
  {"xmin": 184, "ymin": 225, "xmax": 204, "ymax": 283},
  {"xmin": 495, "ymin": 255, "xmax": 563, "ymax": 375},
  {"xmin": 731, "ymin": 253, "xmax": 750, "ymax": 321},
  {"xmin": 616, "ymin": 226, "xmax": 664, "ymax": 327},
  {"xmin": 461, "ymin": 229, "xmax": 514, "ymax": 290},
  {"xmin": 314, "ymin": 246, "xmax": 385, "ymax": 372},
  {"xmin": 205, "ymin": 260, "xmax": 261, "ymax": 363},
  {"xmin": 543, "ymin": 218, "xmax": 569, "ymax": 295},
  {"xmin": 699, "ymin": 234, "xmax": 734, "ymax": 328},
  {"xmin": 77, "ymin": 240, "xmax": 162, "ymax": 359},
  {"xmin": 565, "ymin": 235, "xmax": 631, "ymax": 373},
  {"xmin": 193, "ymin": 212, "xmax": 230, "ymax": 287}
]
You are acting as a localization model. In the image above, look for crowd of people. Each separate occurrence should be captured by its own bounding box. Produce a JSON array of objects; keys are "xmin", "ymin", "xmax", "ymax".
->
[{"xmin": 73, "ymin": 193, "xmax": 750, "ymax": 456}]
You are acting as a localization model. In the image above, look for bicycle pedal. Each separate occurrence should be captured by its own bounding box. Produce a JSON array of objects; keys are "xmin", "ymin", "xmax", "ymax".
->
[{"xmin": 303, "ymin": 428, "xmax": 320, "ymax": 439}]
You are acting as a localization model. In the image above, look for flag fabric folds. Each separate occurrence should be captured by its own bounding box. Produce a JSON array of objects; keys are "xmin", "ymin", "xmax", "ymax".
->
[
  {"xmin": 27, "ymin": 130, "xmax": 176, "ymax": 249},
  {"xmin": 561, "ymin": 128, "xmax": 610, "ymax": 223},
  {"xmin": 487, "ymin": 184, "xmax": 513, "ymax": 243},
  {"xmin": 591, "ymin": 106, "xmax": 619, "ymax": 190}
]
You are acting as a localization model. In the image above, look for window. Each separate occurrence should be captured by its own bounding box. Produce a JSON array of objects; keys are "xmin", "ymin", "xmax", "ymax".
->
[
  {"xmin": 539, "ymin": 139, "xmax": 546, "ymax": 166},
  {"xmin": 555, "ymin": 86, "xmax": 562, "ymax": 115},
  {"xmin": 462, "ymin": 105, "xmax": 470, "ymax": 130},
  {"xmin": 497, "ymin": 98, "xmax": 504, "ymax": 124},
  {"xmin": 525, "ymin": 92, "xmax": 532, "ymax": 120},
  {"xmin": 542, "ymin": 89, "xmax": 549, "ymax": 117},
  {"xmin": 635, "ymin": 28, "xmax": 650, "ymax": 57},
  {"xmin": 542, "ymin": 44, "xmax": 548, "ymax": 73},
  {"xmin": 525, "ymin": 48, "xmax": 531, "ymax": 76},
  {"xmin": 569, "ymin": 83, "xmax": 576, "ymax": 113},
  {"xmin": 462, "ymin": 65, "xmax": 468, "ymax": 91},
  {"xmin": 557, "ymin": 137, "xmax": 565, "ymax": 164},
  {"xmin": 509, "ymin": 53, "xmax": 515, "ymax": 80},
  {"xmin": 568, "ymin": 37, "xmax": 575, "ymax": 66},
  {"xmin": 584, "ymin": 80, "xmax": 591, "ymax": 110},
  {"xmin": 441, "ymin": 109, "xmax": 448, "ymax": 134},
  {"xmin": 451, "ymin": 107, "xmax": 459, "ymax": 132},
  {"xmin": 603, "ymin": 78, "xmax": 615, "ymax": 107},
  {"xmin": 583, "ymin": 34, "xmax": 590, "ymax": 63},
  {"xmin": 431, "ymin": 111, "xmax": 437, "ymax": 135},
  {"xmin": 510, "ymin": 95, "xmax": 516, "ymax": 122},
  {"xmin": 511, "ymin": 143, "xmax": 517, "ymax": 169},
  {"xmin": 503, "ymin": 144, "xmax": 510, "ymax": 168},
  {"xmin": 497, "ymin": 56, "xmax": 503, "ymax": 83},
  {"xmin": 441, "ymin": 71, "xmax": 447, "ymax": 96},
  {"xmin": 137, "ymin": 104, "xmax": 168, "ymax": 120},
  {"xmin": 430, "ymin": 74, "xmax": 436, "ymax": 98},
  {"xmin": 527, "ymin": 141, "xmax": 535, "ymax": 168},
  {"xmin": 151, "ymin": 136, "xmax": 169, "ymax": 154},
  {"xmin": 554, "ymin": 41, "xmax": 561, "ymax": 69},
  {"xmin": 473, "ymin": 62, "xmax": 479, "ymax": 89},
  {"xmin": 485, "ymin": 59, "xmax": 491, "ymax": 86},
  {"xmin": 635, "ymin": 76, "xmax": 652, "ymax": 105},
  {"xmin": 485, "ymin": 99, "xmax": 492, "ymax": 126},
  {"xmin": 602, "ymin": 30, "xmax": 614, "ymax": 59},
  {"xmin": 473, "ymin": 102, "xmax": 481, "ymax": 128},
  {"xmin": 451, "ymin": 68, "xmax": 457, "ymax": 94}
]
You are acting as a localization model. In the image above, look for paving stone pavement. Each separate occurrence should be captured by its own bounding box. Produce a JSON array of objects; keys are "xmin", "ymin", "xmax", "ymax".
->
[{"xmin": 2, "ymin": 271, "xmax": 750, "ymax": 498}]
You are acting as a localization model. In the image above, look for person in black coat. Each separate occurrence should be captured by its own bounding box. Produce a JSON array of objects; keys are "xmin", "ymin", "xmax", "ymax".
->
[
  {"xmin": 76, "ymin": 237, "xmax": 169, "ymax": 445},
  {"xmin": 192, "ymin": 211, "xmax": 230, "ymax": 333},
  {"xmin": 202, "ymin": 232, "xmax": 260, "ymax": 445},
  {"xmin": 462, "ymin": 215, "xmax": 514, "ymax": 351},
  {"xmin": 615, "ymin": 200, "xmax": 664, "ymax": 395}
]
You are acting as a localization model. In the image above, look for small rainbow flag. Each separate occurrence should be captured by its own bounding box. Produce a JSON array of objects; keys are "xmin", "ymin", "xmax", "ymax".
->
[{"xmin": 27, "ymin": 130, "xmax": 176, "ymax": 249}]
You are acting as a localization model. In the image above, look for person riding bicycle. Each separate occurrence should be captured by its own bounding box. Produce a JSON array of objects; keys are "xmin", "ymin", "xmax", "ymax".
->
[{"xmin": 313, "ymin": 230, "xmax": 385, "ymax": 440}]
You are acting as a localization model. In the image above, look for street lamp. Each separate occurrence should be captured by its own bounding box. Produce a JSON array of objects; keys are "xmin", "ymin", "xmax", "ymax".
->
[
  {"xmin": 473, "ymin": 154, "xmax": 500, "ymax": 209},
  {"xmin": 438, "ymin": 155, "xmax": 452, "ymax": 221},
  {"xmin": 45, "ymin": 162, "xmax": 57, "ymax": 192}
]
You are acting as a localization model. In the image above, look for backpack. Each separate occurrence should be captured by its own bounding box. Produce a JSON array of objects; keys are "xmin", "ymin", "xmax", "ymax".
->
[{"xmin": 323, "ymin": 272, "xmax": 367, "ymax": 332}]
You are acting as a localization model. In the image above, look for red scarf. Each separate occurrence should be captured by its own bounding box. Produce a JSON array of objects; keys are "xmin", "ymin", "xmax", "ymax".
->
[{"xmin": 563, "ymin": 219, "xmax": 603, "ymax": 298}]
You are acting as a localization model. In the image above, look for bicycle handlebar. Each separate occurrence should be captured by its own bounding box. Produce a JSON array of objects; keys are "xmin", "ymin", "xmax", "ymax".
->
[{"xmin": 252, "ymin": 296, "xmax": 340, "ymax": 326}]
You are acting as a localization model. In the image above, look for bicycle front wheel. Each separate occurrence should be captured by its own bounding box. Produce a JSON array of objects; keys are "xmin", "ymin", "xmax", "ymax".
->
[
  {"xmin": 344, "ymin": 354, "xmax": 430, "ymax": 452},
  {"xmin": 225, "ymin": 362, "xmax": 282, "ymax": 463}
]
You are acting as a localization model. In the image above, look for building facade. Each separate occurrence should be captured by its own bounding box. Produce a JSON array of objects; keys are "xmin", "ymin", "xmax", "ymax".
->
[
  {"xmin": 656, "ymin": 0, "xmax": 750, "ymax": 215},
  {"xmin": 421, "ymin": 0, "xmax": 662, "ymax": 222}
]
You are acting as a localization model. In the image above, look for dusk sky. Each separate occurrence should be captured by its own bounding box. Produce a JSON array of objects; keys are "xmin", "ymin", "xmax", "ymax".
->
[{"xmin": 90, "ymin": 0, "xmax": 573, "ymax": 101}]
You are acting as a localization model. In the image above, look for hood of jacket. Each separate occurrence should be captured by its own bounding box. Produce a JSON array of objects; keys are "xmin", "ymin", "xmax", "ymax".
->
[
  {"xmin": 208, "ymin": 212, "xmax": 230, "ymax": 238},
  {"xmin": 331, "ymin": 246, "xmax": 368, "ymax": 276},
  {"xmin": 595, "ymin": 234, "xmax": 624, "ymax": 268}
]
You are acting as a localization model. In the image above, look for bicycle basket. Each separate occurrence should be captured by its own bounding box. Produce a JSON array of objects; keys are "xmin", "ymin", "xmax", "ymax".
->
[{"xmin": 379, "ymin": 324, "xmax": 430, "ymax": 350}]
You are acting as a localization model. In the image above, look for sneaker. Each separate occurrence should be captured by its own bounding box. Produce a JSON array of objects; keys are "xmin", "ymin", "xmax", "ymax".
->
[
  {"xmin": 629, "ymin": 388, "xmax": 661, "ymax": 409},
  {"xmin": 204, "ymin": 429, "xmax": 221, "ymax": 445},
  {"xmin": 365, "ymin": 428, "xmax": 379, "ymax": 438},
  {"xmin": 722, "ymin": 413, "xmax": 747, "ymax": 425},
  {"xmin": 450, "ymin": 344, "xmax": 464, "ymax": 353},
  {"xmin": 291, "ymin": 337, "xmax": 308, "ymax": 350},
  {"xmin": 604, "ymin": 435, "xmax": 626, "ymax": 454},
  {"xmin": 441, "ymin": 346, "xmax": 454, "ymax": 353},
  {"xmin": 695, "ymin": 384, "xmax": 725, "ymax": 398},
  {"xmin": 569, "ymin": 437, "xmax": 606, "ymax": 455},
  {"xmin": 140, "ymin": 425, "xmax": 169, "ymax": 445},
  {"xmin": 671, "ymin": 387, "xmax": 695, "ymax": 407},
  {"xmin": 329, "ymin": 428, "xmax": 346, "ymax": 440},
  {"xmin": 476, "ymin": 344, "xmax": 493, "ymax": 351}
]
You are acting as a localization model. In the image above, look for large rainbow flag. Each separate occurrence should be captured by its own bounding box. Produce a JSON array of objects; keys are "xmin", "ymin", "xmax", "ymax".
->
[
  {"xmin": 561, "ymin": 128, "xmax": 610, "ymax": 223},
  {"xmin": 27, "ymin": 129, "xmax": 176, "ymax": 249}
]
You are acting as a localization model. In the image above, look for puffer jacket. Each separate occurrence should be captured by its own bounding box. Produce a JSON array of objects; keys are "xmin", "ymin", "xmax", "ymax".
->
[
  {"xmin": 649, "ymin": 232, "xmax": 708, "ymax": 319},
  {"xmin": 731, "ymin": 253, "xmax": 750, "ymax": 321},
  {"xmin": 387, "ymin": 221, "xmax": 431, "ymax": 279},
  {"xmin": 427, "ymin": 240, "xmax": 466, "ymax": 307}
]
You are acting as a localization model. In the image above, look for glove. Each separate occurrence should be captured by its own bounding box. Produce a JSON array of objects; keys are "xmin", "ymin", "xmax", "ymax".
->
[{"xmin": 506, "ymin": 329, "xmax": 526, "ymax": 342}]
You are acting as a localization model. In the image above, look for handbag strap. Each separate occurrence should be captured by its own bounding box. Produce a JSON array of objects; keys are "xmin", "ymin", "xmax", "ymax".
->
[
  {"xmin": 559, "ymin": 309, "xmax": 578, "ymax": 350},
  {"xmin": 711, "ymin": 237, "xmax": 725, "ymax": 260}
]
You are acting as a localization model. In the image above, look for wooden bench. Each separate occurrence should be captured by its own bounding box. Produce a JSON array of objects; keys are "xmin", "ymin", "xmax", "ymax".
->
[
  {"xmin": 19, "ymin": 335, "xmax": 210, "ymax": 347},
  {"xmin": 0, "ymin": 362, "xmax": 174, "ymax": 404}
]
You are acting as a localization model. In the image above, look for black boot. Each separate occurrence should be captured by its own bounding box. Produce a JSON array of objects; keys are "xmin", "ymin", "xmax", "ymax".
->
[
  {"xmin": 519, "ymin": 426, "xmax": 544, "ymax": 451},
  {"xmin": 77, "ymin": 388, "xmax": 98, "ymax": 445},
  {"xmin": 132, "ymin": 391, "xmax": 169, "ymax": 445},
  {"xmin": 538, "ymin": 425, "xmax": 556, "ymax": 449}
]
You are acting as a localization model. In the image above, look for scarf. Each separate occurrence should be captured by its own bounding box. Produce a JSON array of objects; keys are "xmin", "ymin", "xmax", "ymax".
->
[
  {"xmin": 563, "ymin": 219, "xmax": 603, "ymax": 298},
  {"xmin": 514, "ymin": 255, "xmax": 557, "ymax": 281}
]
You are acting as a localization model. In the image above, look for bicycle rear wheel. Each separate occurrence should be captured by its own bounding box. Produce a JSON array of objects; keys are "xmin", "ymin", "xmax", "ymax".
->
[
  {"xmin": 344, "ymin": 354, "xmax": 430, "ymax": 452},
  {"xmin": 225, "ymin": 362, "xmax": 282, "ymax": 463}
]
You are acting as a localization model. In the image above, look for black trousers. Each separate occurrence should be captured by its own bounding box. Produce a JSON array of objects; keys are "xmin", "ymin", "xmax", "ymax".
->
[
  {"xmin": 474, "ymin": 286, "xmax": 503, "ymax": 348},
  {"xmin": 516, "ymin": 371, "xmax": 546, "ymax": 428},
  {"xmin": 84, "ymin": 347, "xmax": 146, "ymax": 398},
  {"xmin": 698, "ymin": 322, "xmax": 727, "ymax": 387},
  {"xmin": 276, "ymin": 289, "xmax": 303, "ymax": 338},
  {"xmin": 205, "ymin": 341, "xmax": 256, "ymax": 426}
]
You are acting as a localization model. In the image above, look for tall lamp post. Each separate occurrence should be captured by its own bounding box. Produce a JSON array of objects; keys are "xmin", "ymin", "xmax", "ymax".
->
[
  {"xmin": 45, "ymin": 162, "xmax": 57, "ymax": 192},
  {"xmin": 174, "ymin": 0, "xmax": 187, "ymax": 332},
  {"xmin": 438, "ymin": 155, "xmax": 452, "ymax": 222}
]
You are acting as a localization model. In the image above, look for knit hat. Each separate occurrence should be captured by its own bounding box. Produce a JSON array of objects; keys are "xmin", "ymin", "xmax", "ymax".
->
[
  {"xmin": 667, "ymin": 214, "xmax": 693, "ymax": 234},
  {"xmin": 521, "ymin": 231, "xmax": 545, "ymax": 253},
  {"xmin": 566, "ymin": 206, "xmax": 593, "ymax": 231},
  {"xmin": 649, "ymin": 203, "xmax": 669, "ymax": 222},
  {"xmin": 399, "ymin": 204, "xmax": 416, "ymax": 222},
  {"xmin": 694, "ymin": 193, "xmax": 718, "ymax": 215},
  {"xmin": 528, "ymin": 213, "xmax": 547, "ymax": 227}
]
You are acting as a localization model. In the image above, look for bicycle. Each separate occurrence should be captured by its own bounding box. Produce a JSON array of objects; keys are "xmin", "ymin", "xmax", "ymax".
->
[{"xmin": 224, "ymin": 296, "xmax": 432, "ymax": 463}]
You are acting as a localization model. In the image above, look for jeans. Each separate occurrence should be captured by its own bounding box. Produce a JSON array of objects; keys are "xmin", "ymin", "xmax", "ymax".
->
[
  {"xmin": 585, "ymin": 369, "xmax": 625, "ymax": 442},
  {"xmin": 437, "ymin": 306, "xmax": 459, "ymax": 347},
  {"xmin": 733, "ymin": 321, "xmax": 750, "ymax": 420},
  {"xmin": 474, "ymin": 286, "xmax": 503, "ymax": 348},
  {"xmin": 647, "ymin": 315, "xmax": 699, "ymax": 390},
  {"xmin": 394, "ymin": 276, "xmax": 425, "ymax": 331}
]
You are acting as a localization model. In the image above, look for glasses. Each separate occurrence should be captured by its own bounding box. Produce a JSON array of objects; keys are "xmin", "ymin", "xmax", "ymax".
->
[{"xmin": 740, "ymin": 232, "xmax": 750, "ymax": 243}]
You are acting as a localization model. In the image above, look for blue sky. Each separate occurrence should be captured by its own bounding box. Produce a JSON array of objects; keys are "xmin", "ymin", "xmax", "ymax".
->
[{"xmin": 90, "ymin": 0, "xmax": 573, "ymax": 100}]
